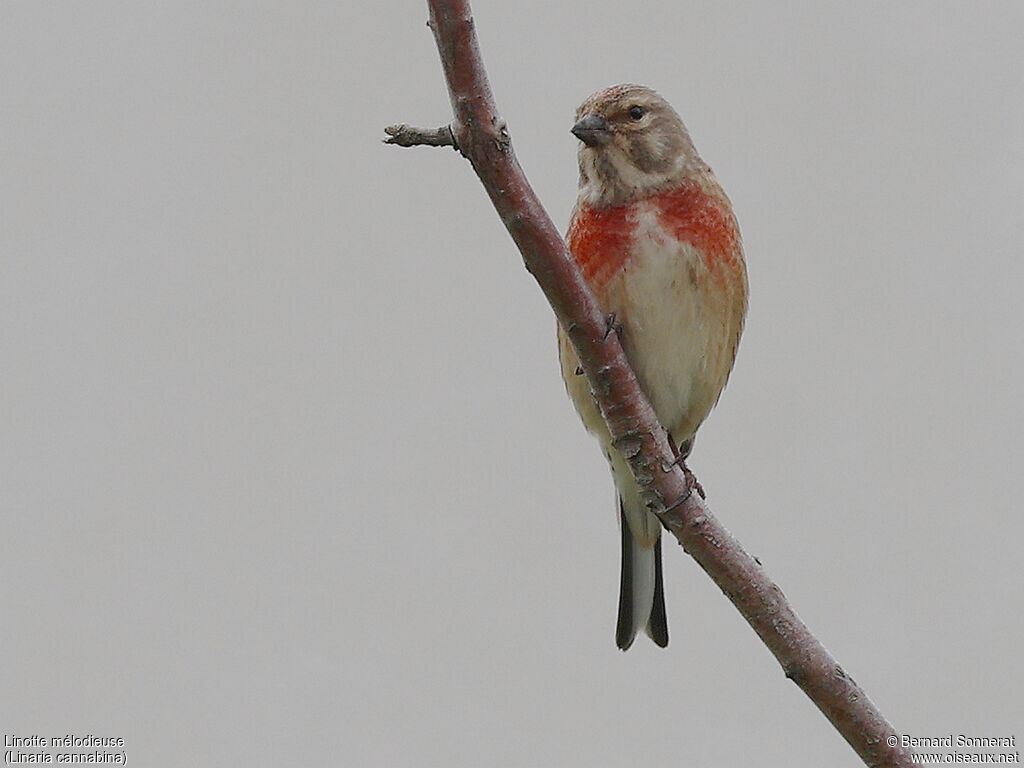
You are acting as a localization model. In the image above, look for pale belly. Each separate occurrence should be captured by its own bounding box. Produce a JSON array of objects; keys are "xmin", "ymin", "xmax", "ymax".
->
[{"xmin": 558, "ymin": 204, "xmax": 745, "ymax": 450}]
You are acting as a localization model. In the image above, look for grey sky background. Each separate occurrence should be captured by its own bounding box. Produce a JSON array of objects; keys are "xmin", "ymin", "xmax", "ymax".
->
[{"xmin": 2, "ymin": 2, "xmax": 1022, "ymax": 766}]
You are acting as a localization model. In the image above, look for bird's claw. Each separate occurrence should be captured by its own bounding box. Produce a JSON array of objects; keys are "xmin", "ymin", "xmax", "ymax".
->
[
  {"xmin": 663, "ymin": 461, "xmax": 706, "ymax": 513},
  {"xmin": 663, "ymin": 452, "xmax": 687, "ymax": 470},
  {"xmin": 603, "ymin": 313, "xmax": 622, "ymax": 340},
  {"xmin": 663, "ymin": 487, "xmax": 692, "ymax": 514},
  {"xmin": 684, "ymin": 465, "xmax": 706, "ymax": 500}
]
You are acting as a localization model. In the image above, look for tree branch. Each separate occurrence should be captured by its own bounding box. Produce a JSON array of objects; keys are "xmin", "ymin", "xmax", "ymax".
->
[{"xmin": 385, "ymin": 2, "xmax": 915, "ymax": 765}]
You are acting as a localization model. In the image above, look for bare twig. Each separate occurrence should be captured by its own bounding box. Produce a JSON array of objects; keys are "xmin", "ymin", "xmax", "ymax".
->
[
  {"xmin": 383, "ymin": 123, "xmax": 457, "ymax": 149},
  {"xmin": 385, "ymin": 1, "xmax": 915, "ymax": 765}
]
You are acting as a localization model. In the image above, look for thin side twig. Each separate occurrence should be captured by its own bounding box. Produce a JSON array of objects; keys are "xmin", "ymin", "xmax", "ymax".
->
[
  {"xmin": 383, "ymin": 123, "xmax": 457, "ymax": 149},
  {"xmin": 385, "ymin": 2, "xmax": 916, "ymax": 766}
]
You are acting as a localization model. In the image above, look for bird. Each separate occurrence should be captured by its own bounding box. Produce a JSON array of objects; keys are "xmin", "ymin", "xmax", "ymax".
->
[{"xmin": 557, "ymin": 84, "xmax": 748, "ymax": 650}]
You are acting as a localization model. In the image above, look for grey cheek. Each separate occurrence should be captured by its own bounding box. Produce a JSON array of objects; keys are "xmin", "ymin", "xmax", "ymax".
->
[
  {"xmin": 628, "ymin": 137, "xmax": 660, "ymax": 173},
  {"xmin": 626, "ymin": 137, "xmax": 675, "ymax": 177}
]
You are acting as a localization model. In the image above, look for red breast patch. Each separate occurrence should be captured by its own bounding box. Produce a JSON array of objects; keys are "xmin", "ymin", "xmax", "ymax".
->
[
  {"xmin": 569, "ymin": 182, "xmax": 740, "ymax": 289},
  {"xmin": 650, "ymin": 184, "xmax": 739, "ymax": 266},
  {"xmin": 567, "ymin": 202, "xmax": 635, "ymax": 289}
]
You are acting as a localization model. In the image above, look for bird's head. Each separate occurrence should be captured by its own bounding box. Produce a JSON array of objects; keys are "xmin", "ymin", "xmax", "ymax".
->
[{"xmin": 572, "ymin": 84, "xmax": 702, "ymax": 206}]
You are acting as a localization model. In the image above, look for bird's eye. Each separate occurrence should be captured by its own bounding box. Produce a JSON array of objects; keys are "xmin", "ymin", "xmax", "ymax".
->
[{"xmin": 628, "ymin": 105, "xmax": 645, "ymax": 121}]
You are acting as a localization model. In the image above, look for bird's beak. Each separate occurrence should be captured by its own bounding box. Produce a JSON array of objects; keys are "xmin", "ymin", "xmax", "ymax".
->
[{"xmin": 571, "ymin": 114, "xmax": 611, "ymax": 147}]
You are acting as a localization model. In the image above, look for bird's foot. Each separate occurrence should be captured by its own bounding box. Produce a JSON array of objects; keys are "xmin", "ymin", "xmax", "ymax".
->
[
  {"xmin": 660, "ymin": 434, "xmax": 694, "ymax": 471},
  {"xmin": 662, "ymin": 461, "xmax": 705, "ymax": 515},
  {"xmin": 682, "ymin": 463, "xmax": 706, "ymax": 501}
]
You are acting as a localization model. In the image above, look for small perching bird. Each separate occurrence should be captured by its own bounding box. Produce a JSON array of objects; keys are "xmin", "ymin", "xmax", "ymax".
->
[{"xmin": 558, "ymin": 85, "xmax": 748, "ymax": 650}]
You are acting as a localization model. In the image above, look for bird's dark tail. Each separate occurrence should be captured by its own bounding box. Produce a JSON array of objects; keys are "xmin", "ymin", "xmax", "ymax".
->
[{"xmin": 615, "ymin": 499, "xmax": 669, "ymax": 650}]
